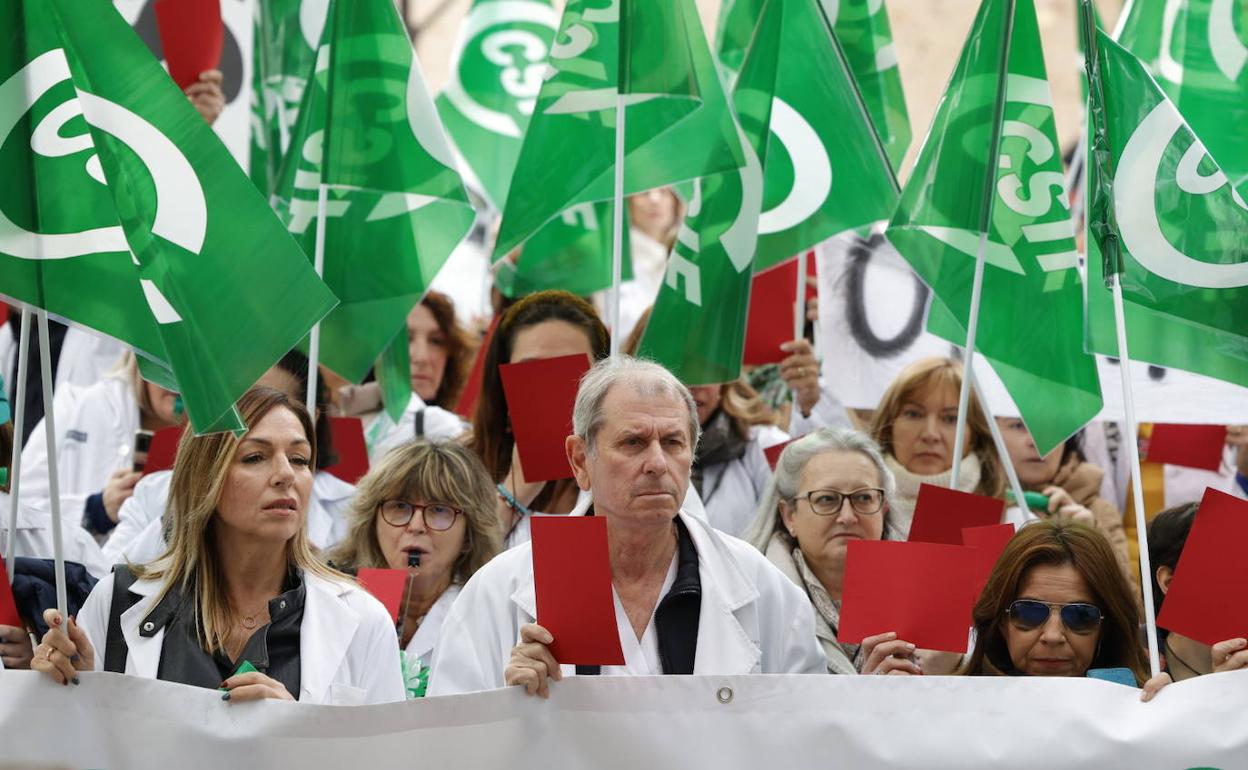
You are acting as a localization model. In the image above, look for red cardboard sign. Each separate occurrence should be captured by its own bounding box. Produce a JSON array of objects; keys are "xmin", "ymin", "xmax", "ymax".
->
[
  {"xmin": 962, "ymin": 523, "xmax": 1016, "ymax": 602},
  {"xmin": 907, "ymin": 483, "xmax": 1005, "ymax": 545},
  {"xmin": 1156, "ymin": 488, "xmax": 1248, "ymax": 646},
  {"xmin": 1145, "ymin": 424, "xmax": 1228, "ymax": 472},
  {"xmin": 743, "ymin": 260, "xmax": 798, "ymax": 367},
  {"xmin": 531, "ymin": 516, "xmax": 624, "ymax": 666},
  {"xmin": 154, "ymin": 0, "xmax": 224, "ymax": 90},
  {"xmin": 455, "ymin": 316, "xmax": 498, "ymax": 419},
  {"xmin": 839, "ymin": 540, "xmax": 978, "ymax": 653},
  {"xmin": 499, "ymin": 354, "xmax": 590, "ymax": 483},
  {"xmin": 0, "ymin": 559, "xmax": 22, "ymax": 628},
  {"xmin": 325, "ymin": 417, "xmax": 369, "ymax": 484},
  {"xmin": 764, "ymin": 440, "xmax": 793, "ymax": 471},
  {"xmin": 143, "ymin": 425, "xmax": 185, "ymax": 474},
  {"xmin": 357, "ymin": 568, "xmax": 407, "ymax": 624}
]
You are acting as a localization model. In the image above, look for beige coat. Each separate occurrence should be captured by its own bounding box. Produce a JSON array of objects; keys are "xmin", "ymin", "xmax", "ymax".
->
[
  {"xmin": 1046, "ymin": 456, "xmax": 1135, "ymax": 592},
  {"xmin": 762, "ymin": 533, "xmax": 858, "ymax": 676}
]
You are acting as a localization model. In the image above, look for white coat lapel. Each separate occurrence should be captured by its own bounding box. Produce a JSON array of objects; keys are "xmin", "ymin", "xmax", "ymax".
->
[
  {"xmin": 299, "ymin": 573, "xmax": 358, "ymax": 704},
  {"xmin": 118, "ymin": 578, "xmax": 164, "ymax": 679},
  {"xmin": 682, "ymin": 514, "xmax": 763, "ymax": 675}
]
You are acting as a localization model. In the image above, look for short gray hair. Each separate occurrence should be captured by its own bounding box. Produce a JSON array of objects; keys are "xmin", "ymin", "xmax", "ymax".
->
[
  {"xmin": 572, "ymin": 356, "xmax": 701, "ymax": 453},
  {"xmin": 741, "ymin": 426, "xmax": 897, "ymax": 549}
]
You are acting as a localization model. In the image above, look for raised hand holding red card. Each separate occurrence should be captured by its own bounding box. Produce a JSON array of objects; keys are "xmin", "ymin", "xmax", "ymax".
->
[
  {"xmin": 499, "ymin": 354, "xmax": 591, "ymax": 483},
  {"xmin": 907, "ymin": 483, "xmax": 1004, "ymax": 545},
  {"xmin": 531, "ymin": 516, "xmax": 624, "ymax": 666},
  {"xmin": 154, "ymin": 0, "xmax": 224, "ymax": 90}
]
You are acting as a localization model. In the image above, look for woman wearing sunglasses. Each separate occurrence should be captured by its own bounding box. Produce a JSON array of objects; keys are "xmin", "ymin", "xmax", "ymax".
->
[
  {"xmin": 326, "ymin": 440, "xmax": 500, "ymax": 697},
  {"xmin": 961, "ymin": 519, "xmax": 1171, "ymax": 700}
]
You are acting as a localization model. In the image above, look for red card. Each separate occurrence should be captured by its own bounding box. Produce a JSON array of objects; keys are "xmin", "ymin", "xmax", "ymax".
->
[
  {"xmin": 499, "ymin": 354, "xmax": 590, "ymax": 483},
  {"xmin": 531, "ymin": 516, "xmax": 624, "ymax": 665},
  {"xmin": 325, "ymin": 417, "xmax": 369, "ymax": 484},
  {"xmin": 154, "ymin": 0, "xmax": 224, "ymax": 90},
  {"xmin": 143, "ymin": 425, "xmax": 185, "ymax": 474},
  {"xmin": 0, "ymin": 559, "xmax": 22, "ymax": 628},
  {"xmin": 907, "ymin": 483, "xmax": 1005, "ymax": 545},
  {"xmin": 1156, "ymin": 488, "xmax": 1248, "ymax": 646},
  {"xmin": 962, "ymin": 523, "xmax": 1016, "ymax": 602},
  {"xmin": 1145, "ymin": 423, "xmax": 1228, "ymax": 472},
  {"xmin": 839, "ymin": 540, "xmax": 978, "ymax": 653},
  {"xmin": 764, "ymin": 440, "xmax": 793, "ymax": 471},
  {"xmin": 357, "ymin": 568, "xmax": 407, "ymax": 624},
  {"xmin": 455, "ymin": 316, "xmax": 498, "ymax": 419},
  {"xmin": 743, "ymin": 260, "xmax": 798, "ymax": 366}
]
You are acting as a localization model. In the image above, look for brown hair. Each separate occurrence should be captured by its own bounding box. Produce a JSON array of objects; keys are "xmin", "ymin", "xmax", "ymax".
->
[
  {"xmin": 470, "ymin": 290, "xmax": 609, "ymax": 482},
  {"xmin": 867, "ymin": 357, "xmax": 1005, "ymax": 498},
  {"xmin": 327, "ymin": 440, "xmax": 501, "ymax": 581},
  {"xmin": 961, "ymin": 519, "xmax": 1149, "ymax": 684},
  {"xmin": 419, "ymin": 290, "xmax": 475, "ymax": 410}
]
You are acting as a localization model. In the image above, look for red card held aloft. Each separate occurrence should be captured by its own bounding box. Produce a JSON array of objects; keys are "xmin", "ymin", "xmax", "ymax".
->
[
  {"xmin": 531, "ymin": 516, "xmax": 624, "ymax": 666},
  {"xmin": 455, "ymin": 316, "xmax": 498, "ymax": 419},
  {"xmin": 839, "ymin": 540, "xmax": 978, "ymax": 653},
  {"xmin": 155, "ymin": 0, "xmax": 224, "ymax": 90},
  {"xmin": 357, "ymin": 568, "xmax": 408, "ymax": 624},
  {"xmin": 1145, "ymin": 423, "xmax": 1228, "ymax": 472},
  {"xmin": 764, "ymin": 440, "xmax": 793, "ymax": 471},
  {"xmin": 143, "ymin": 425, "xmax": 185, "ymax": 474},
  {"xmin": 1156, "ymin": 488, "xmax": 1248, "ymax": 646},
  {"xmin": 499, "ymin": 354, "xmax": 590, "ymax": 483},
  {"xmin": 962, "ymin": 523, "xmax": 1016, "ymax": 602},
  {"xmin": 325, "ymin": 417, "xmax": 369, "ymax": 484},
  {"xmin": 0, "ymin": 559, "xmax": 22, "ymax": 628},
  {"xmin": 743, "ymin": 260, "xmax": 798, "ymax": 367},
  {"xmin": 907, "ymin": 483, "xmax": 1004, "ymax": 545}
]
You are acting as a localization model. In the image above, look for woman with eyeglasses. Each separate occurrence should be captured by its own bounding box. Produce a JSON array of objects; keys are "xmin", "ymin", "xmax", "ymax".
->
[
  {"xmin": 326, "ymin": 440, "xmax": 501, "ymax": 697},
  {"xmin": 960, "ymin": 519, "xmax": 1171, "ymax": 700}
]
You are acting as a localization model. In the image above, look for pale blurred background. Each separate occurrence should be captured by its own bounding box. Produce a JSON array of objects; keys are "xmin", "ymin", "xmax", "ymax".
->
[{"xmin": 402, "ymin": 0, "xmax": 1126, "ymax": 178}]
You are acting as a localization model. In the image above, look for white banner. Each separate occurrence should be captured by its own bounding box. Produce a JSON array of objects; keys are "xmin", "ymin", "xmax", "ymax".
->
[
  {"xmin": 2, "ymin": 670, "xmax": 1246, "ymax": 768},
  {"xmin": 817, "ymin": 233, "xmax": 1248, "ymax": 424}
]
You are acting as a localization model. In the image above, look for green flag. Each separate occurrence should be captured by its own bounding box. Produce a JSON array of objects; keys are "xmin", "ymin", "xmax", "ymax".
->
[
  {"xmin": 435, "ymin": 0, "xmax": 559, "ymax": 210},
  {"xmin": 1083, "ymin": 20, "xmax": 1248, "ymax": 387},
  {"xmin": 1115, "ymin": 0, "xmax": 1248, "ymax": 196},
  {"xmin": 492, "ymin": 0, "xmax": 744, "ymax": 260},
  {"xmin": 886, "ymin": 0, "xmax": 1102, "ymax": 455},
  {"xmin": 273, "ymin": 0, "xmax": 475, "ymax": 417},
  {"xmin": 717, "ymin": 0, "xmax": 911, "ymax": 174},
  {"xmin": 0, "ymin": 0, "xmax": 337, "ymax": 433},
  {"xmin": 494, "ymin": 202, "xmax": 633, "ymax": 298},
  {"xmin": 636, "ymin": 0, "xmax": 777, "ymax": 386}
]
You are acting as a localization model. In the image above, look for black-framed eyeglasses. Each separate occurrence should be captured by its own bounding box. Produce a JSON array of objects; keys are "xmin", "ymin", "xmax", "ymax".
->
[
  {"xmin": 378, "ymin": 500, "xmax": 463, "ymax": 531},
  {"xmin": 794, "ymin": 488, "xmax": 886, "ymax": 516},
  {"xmin": 1006, "ymin": 600, "xmax": 1103, "ymax": 635}
]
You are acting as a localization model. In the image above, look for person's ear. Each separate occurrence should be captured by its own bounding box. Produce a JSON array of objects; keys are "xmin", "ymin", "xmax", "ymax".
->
[
  {"xmin": 1156, "ymin": 565, "xmax": 1174, "ymax": 595},
  {"xmin": 567, "ymin": 435, "xmax": 592, "ymax": 491},
  {"xmin": 779, "ymin": 499, "xmax": 797, "ymax": 537}
]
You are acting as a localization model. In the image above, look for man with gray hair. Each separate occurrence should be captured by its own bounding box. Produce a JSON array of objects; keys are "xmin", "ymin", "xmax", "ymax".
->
[{"xmin": 428, "ymin": 356, "xmax": 825, "ymax": 697}]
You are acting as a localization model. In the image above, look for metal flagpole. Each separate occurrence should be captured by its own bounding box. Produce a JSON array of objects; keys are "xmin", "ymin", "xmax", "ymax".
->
[
  {"xmin": 4, "ymin": 308, "xmax": 31, "ymax": 581},
  {"xmin": 35, "ymin": 310, "xmax": 67, "ymax": 618},
  {"xmin": 969, "ymin": 369, "xmax": 1033, "ymax": 522},
  {"xmin": 306, "ymin": 183, "xmax": 329, "ymax": 410},
  {"xmin": 608, "ymin": 91, "xmax": 626, "ymax": 358}
]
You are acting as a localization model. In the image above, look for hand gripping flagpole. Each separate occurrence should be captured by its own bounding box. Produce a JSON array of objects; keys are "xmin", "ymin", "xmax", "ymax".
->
[
  {"xmin": 306, "ymin": 183, "xmax": 329, "ymax": 411},
  {"xmin": 608, "ymin": 91, "xmax": 626, "ymax": 358},
  {"xmin": 951, "ymin": 0, "xmax": 1016, "ymax": 491},
  {"xmin": 35, "ymin": 310, "xmax": 67, "ymax": 618},
  {"xmin": 4, "ymin": 308, "xmax": 32, "ymax": 582}
]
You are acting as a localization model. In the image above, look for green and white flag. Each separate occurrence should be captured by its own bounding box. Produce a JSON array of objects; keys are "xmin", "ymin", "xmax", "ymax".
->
[
  {"xmin": 491, "ymin": 0, "xmax": 744, "ymax": 260},
  {"xmin": 493, "ymin": 202, "xmax": 633, "ymax": 298},
  {"xmin": 1115, "ymin": 0, "xmax": 1248, "ymax": 196},
  {"xmin": 0, "ymin": 0, "xmax": 337, "ymax": 433},
  {"xmin": 886, "ymin": 0, "xmax": 1102, "ymax": 455},
  {"xmin": 1083, "ymin": 22, "xmax": 1248, "ymax": 388},
  {"xmin": 717, "ymin": 0, "xmax": 911, "ymax": 174},
  {"xmin": 435, "ymin": 0, "xmax": 559, "ymax": 210},
  {"xmin": 273, "ymin": 0, "xmax": 475, "ymax": 417}
]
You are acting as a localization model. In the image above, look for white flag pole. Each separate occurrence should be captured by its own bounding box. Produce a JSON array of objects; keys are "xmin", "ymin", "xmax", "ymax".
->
[
  {"xmin": 969, "ymin": 369, "xmax": 1032, "ymax": 522},
  {"xmin": 4, "ymin": 307, "xmax": 31, "ymax": 582},
  {"xmin": 793, "ymin": 251, "xmax": 807, "ymax": 344},
  {"xmin": 608, "ymin": 92, "xmax": 626, "ymax": 358},
  {"xmin": 306, "ymin": 183, "xmax": 329, "ymax": 410},
  {"xmin": 34, "ymin": 310, "xmax": 66, "ymax": 618},
  {"xmin": 1111, "ymin": 273, "xmax": 1162, "ymax": 678}
]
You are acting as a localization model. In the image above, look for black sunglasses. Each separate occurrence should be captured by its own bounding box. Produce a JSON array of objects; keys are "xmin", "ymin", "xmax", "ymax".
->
[{"xmin": 1006, "ymin": 600, "xmax": 1103, "ymax": 634}]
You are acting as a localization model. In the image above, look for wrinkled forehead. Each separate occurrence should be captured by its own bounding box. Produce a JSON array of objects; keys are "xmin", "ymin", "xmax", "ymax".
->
[{"xmin": 600, "ymin": 381, "xmax": 693, "ymax": 436}]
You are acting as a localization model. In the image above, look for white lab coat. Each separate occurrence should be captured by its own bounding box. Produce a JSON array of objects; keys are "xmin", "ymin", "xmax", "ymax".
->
[
  {"xmin": 0, "ymin": 324, "xmax": 126, "ymax": 397},
  {"xmin": 103, "ymin": 471, "xmax": 357, "ymax": 565},
  {"xmin": 700, "ymin": 424, "xmax": 790, "ymax": 538},
  {"xmin": 364, "ymin": 392, "xmax": 469, "ymax": 465},
  {"xmin": 77, "ymin": 569, "xmax": 405, "ymax": 705},
  {"xmin": 0, "ymin": 491, "xmax": 110, "ymax": 579},
  {"xmin": 427, "ymin": 504, "xmax": 826, "ymax": 696},
  {"xmin": 18, "ymin": 376, "xmax": 137, "ymax": 524},
  {"xmin": 404, "ymin": 583, "xmax": 460, "ymax": 670}
]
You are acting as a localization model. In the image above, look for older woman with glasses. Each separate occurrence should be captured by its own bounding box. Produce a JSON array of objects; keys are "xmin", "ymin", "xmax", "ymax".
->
[{"xmin": 327, "ymin": 440, "xmax": 501, "ymax": 697}]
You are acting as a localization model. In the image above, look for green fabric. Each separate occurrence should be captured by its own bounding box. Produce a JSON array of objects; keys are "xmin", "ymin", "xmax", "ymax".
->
[
  {"xmin": 1082, "ymin": 16, "xmax": 1248, "ymax": 388},
  {"xmin": 273, "ymin": 0, "xmax": 475, "ymax": 421},
  {"xmin": 886, "ymin": 0, "xmax": 1102, "ymax": 455},
  {"xmin": 493, "ymin": 201, "xmax": 634, "ymax": 298},
  {"xmin": 0, "ymin": 0, "xmax": 337, "ymax": 433},
  {"xmin": 435, "ymin": 0, "xmax": 558, "ymax": 210},
  {"xmin": 491, "ymin": 0, "xmax": 744, "ymax": 261}
]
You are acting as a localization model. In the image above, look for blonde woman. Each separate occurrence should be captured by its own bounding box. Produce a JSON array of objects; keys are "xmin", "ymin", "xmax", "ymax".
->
[
  {"xmin": 31, "ymin": 387, "xmax": 404, "ymax": 705},
  {"xmin": 328, "ymin": 440, "xmax": 501, "ymax": 697}
]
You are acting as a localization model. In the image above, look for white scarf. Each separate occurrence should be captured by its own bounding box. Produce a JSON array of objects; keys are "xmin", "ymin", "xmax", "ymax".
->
[{"xmin": 884, "ymin": 453, "xmax": 983, "ymax": 540}]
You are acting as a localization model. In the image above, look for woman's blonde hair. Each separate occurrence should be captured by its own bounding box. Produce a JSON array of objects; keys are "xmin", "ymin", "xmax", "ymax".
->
[
  {"xmin": 867, "ymin": 357, "xmax": 1005, "ymax": 498},
  {"xmin": 137, "ymin": 387, "xmax": 344, "ymax": 655},
  {"xmin": 327, "ymin": 440, "xmax": 501, "ymax": 581},
  {"xmin": 112, "ymin": 349, "xmax": 160, "ymax": 421}
]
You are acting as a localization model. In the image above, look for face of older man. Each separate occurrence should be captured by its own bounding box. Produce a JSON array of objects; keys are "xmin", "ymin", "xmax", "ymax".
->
[{"xmin": 568, "ymin": 383, "xmax": 693, "ymax": 523}]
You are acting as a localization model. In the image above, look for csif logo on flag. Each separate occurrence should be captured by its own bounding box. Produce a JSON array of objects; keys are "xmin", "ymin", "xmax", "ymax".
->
[
  {"xmin": 0, "ymin": 48, "xmax": 201, "ymax": 325},
  {"xmin": 1155, "ymin": 0, "xmax": 1247, "ymax": 85}
]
